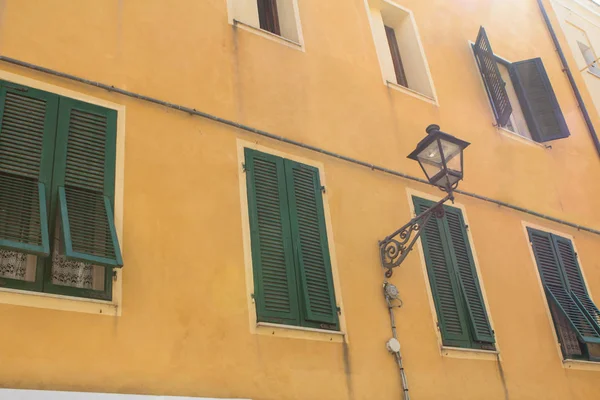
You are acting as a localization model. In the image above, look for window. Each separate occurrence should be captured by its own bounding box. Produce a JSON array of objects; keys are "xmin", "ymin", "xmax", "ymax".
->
[
  {"xmin": 229, "ymin": 0, "xmax": 301, "ymax": 43},
  {"xmin": 0, "ymin": 81, "xmax": 122, "ymax": 301},
  {"xmin": 527, "ymin": 228, "xmax": 600, "ymax": 362},
  {"xmin": 366, "ymin": 0, "xmax": 436, "ymax": 99},
  {"xmin": 413, "ymin": 197, "xmax": 495, "ymax": 350},
  {"xmin": 244, "ymin": 148, "xmax": 339, "ymax": 331},
  {"xmin": 578, "ymin": 41, "xmax": 600, "ymax": 78},
  {"xmin": 473, "ymin": 27, "xmax": 570, "ymax": 143}
]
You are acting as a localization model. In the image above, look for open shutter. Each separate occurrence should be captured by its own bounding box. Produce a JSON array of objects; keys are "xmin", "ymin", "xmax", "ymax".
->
[
  {"xmin": 53, "ymin": 98, "xmax": 122, "ymax": 267},
  {"xmin": 0, "ymin": 82, "xmax": 58, "ymax": 256},
  {"xmin": 245, "ymin": 149, "xmax": 300, "ymax": 325},
  {"xmin": 444, "ymin": 207, "xmax": 495, "ymax": 344},
  {"xmin": 285, "ymin": 160, "xmax": 338, "ymax": 330},
  {"xmin": 510, "ymin": 58, "xmax": 570, "ymax": 142},
  {"xmin": 553, "ymin": 236, "xmax": 600, "ymax": 330},
  {"xmin": 413, "ymin": 197, "xmax": 470, "ymax": 346},
  {"xmin": 528, "ymin": 229, "xmax": 600, "ymax": 344},
  {"xmin": 473, "ymin": 27, "xmax": 512, "ymax": 126}
]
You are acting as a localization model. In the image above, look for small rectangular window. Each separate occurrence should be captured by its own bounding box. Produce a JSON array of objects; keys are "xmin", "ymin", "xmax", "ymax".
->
[
  {"xmin": 245, "ymin": 148, "xmax": 339, "ymax": 331},
  {"xmin": 0, "ymin": 81, "xmax": 122, "ymax": 300},
  {"xmin": 473, "ymin": 26, "xmax": 570, "ymax": 143},
  {"xmin": 229, "ymin": 0, "xmax": 301, "ymax": 43},
  {"xmin": 527, "ymin": 228, "xmax": 600, "ymax": 362},
  {"xmin": 413, "ymin": 197, "xmax": 495, "ymax": 350},
  {"xmin": 366, "ymin": 1, "xmax": 435, "ymax": 99},
  {"xmin": 577, "ymin": 41, "xmax": 600, "ymax": 78}
]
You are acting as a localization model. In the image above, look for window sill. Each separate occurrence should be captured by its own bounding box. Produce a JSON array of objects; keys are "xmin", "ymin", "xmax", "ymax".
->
[
  {"xmin": 0, "ymin": 286, "xmax": 119, "ymax": 316},
  {"xmin": 563, "ymin": 359, "xmax": 600, "ymax": 371},
  {"xmin": 256, "ymin": 322, "xmax": 346, "ymax": 343},
  {"xmin": 585, "ymin": 69, "xmax": 600, "ymax": 79},
  {"xmin": 497, "ymin": 126, "xmax": 547, "ymax": 149},
  {"xmin": 441, "ymin": 346, "xmax": 499, "ymax": 361},
  {"xmin": 386, "ymin": 81, "xmax": 438, "ymax": 105},
  {"xmin": 232, "ymin": 20, "xmax": 303, "ymax": 51}
]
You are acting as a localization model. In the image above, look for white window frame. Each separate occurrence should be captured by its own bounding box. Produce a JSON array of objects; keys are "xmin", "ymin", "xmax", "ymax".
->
[
  {"xmin": 364, "ymin": 0, "xmax": 438, "ymax": 105},
  {"xmin": 226, "ymin": 0, "xmax": 305, "ymax": 50}
]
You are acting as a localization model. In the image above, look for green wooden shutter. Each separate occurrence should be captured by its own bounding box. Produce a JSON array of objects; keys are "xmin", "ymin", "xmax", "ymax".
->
[
  {"xmin": 473, "ymin": 27, "xmax": 512, "ymax": 126},
  {"xmin": 52, "ymin": 98, "xmax": 122, "ymax": 267},
  {"xmin": 413, "ymin": 197, "xmax": 470, "ymax": 346},
  {"xmin": 444, "ymin": 207, "xmax": 495, "ymax": 343},
  {"xmin": 245, "ymin": 149, "xmax": 300, "ymax": 326},
  {"xmin": 0, "ymin": 82, "xmax": 58, "ymax": 256},
  {"xmin": 284, "ymin": 160, "xmax": 339, "ymax": 329},
  {"xmin": 528, "ymin": 228, "xmax": 600, "ymax": 343},
  {"xmin": 509, "ymin": 58, "xmax": 570, "ymax": 142},
  {"xmin": 553, "ymin": 236, "xmax": 600, "ymax": 330}
]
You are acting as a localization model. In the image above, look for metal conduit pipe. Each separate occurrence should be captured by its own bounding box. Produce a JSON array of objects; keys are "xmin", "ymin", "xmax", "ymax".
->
[
  {"xmin": 537, "ymin": 0, "xmax": 600, "ymax": 158},
  {"xmin": 1, "ymin": 55, "xmax": 599, "ymax": 236}
]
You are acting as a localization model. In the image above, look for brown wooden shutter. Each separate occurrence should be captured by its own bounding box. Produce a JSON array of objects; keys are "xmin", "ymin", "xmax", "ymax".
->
[
  {"xmin": 509, "ymin": 58, "xmax": 570, "ymax": 142},
  {"xmin": 473, "ymin": 27, "xmax": 513, "ymax": 127},
  {"xmin": 385, "ymin": 26, "xmax": 409, "ymax": 87}
]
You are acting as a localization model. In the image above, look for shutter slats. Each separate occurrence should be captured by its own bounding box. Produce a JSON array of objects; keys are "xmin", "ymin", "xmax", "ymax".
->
[
  {"xmin": 246, "ymin": 151, "xmax": 299, "ymax": 324},
  {"xmin": 286, "ymin": 161, "xmax": 338, "ymax": 328},
  {"xmin": 0, "ymin": 84, "xmax": 56, "ymax": 256},
  {"xmin": 510, "ymin": 58, "xmax": 570, "ymax": 142},
  {"xmin": 415, "ymin": 199, "xmax": 470, "ymax": 344},
  {"xmin": 56, "ymin": 99, "xmax": 122, "ymax": 267},
  {"xmin": 473, "ymin": 27, "xmax": 512, "ymax": 126},
  {"xmin": 529, "ymin": 229, "xmax": 600, "ymax": 343},
  {"xmin": 445, "ymin": 209, "xmax": 495, "ymax": 343},
  {"xmin": 554, "ymin": 237, "xmax": 600, "ymax": 330}
]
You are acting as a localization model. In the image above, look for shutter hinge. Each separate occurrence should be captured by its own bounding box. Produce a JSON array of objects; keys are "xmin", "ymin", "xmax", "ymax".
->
[
  {"xmin": 112, "ymin": 270, "xmax": 118, "ymax": 281},
  {"xmin": 336, "ymin": 306, "xmax": 341, "ymax": 314},
  {"xmin": 242, "ymin": 163, "xmax": 247, "ymax": 173},
  {"xmin": 321, "ymin": 185, "xmax": 326, "ymax": 193},
  {"xmin": 464, "ymin": 224, "xmax": 469, "ymax": 231},
  {"xmin": 250, "ymin": 293, "xmax": 255, "ymax": 303}
]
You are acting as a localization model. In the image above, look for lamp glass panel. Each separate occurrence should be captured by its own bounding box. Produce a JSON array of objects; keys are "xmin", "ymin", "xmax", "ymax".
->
[{"xmin": 417, "ymin": 141, "xmax": 444, "ymax": 181}]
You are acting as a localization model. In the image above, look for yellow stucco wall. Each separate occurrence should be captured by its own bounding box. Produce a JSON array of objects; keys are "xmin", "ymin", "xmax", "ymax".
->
[{"xmin": 0, "ymin": 0, "xmax": 599, "ymax": 399}]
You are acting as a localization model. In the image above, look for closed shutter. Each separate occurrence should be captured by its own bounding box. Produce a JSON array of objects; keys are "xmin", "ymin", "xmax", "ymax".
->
[
  {"xmin": 510, "ymin": 58, "xmax": 570, "ymax": 142},
  {"xmin": 528, "ymin": 229, "xmax": 600, "ymax": 343},
  {"xmin": 285, "ymin": 160, "xmax": 338, "ymax": 329},
  {"xmin": 445, "ymin": 207, "xmax": 495, "ymax": 343},
  {"xmin": 0, "ymin": 82, "xmax": 58, "ymax": 256},
  {"xmin": 245, "ymin": 149, "xmax": 300, "ymax": 325},
  {"xmin": 473, "ymin": 27, "xmax": 512, "ymax": 126},
  {"xmin": 414, "ymin": 197, "xmax": 470, "ymax": 346},
  {"xmin": 53, "ymin": 98, "xmax": 122, "ymax": 267},
  {"xmin": 553, "ymin": 236, "xmax": 600, "ymax": 330},
  {"xmin": 257, "ymin": 0, "xmax": 280, "ymax": 35}
]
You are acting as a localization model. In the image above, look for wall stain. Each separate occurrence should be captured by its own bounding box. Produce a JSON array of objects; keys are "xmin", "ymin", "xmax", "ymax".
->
[
  {"xmin": 496, "ymin": 355, "xmax": 510, "ymax": 400},
  {"xmin": 342, "ymin": 338, "xmax": 355, "ymax": 400}
]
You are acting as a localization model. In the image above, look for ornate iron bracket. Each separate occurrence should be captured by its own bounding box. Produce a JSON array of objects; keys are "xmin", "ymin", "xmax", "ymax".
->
[{"xmin": 379, "ymin": 193, "xmax": 453, "ymax": 278}]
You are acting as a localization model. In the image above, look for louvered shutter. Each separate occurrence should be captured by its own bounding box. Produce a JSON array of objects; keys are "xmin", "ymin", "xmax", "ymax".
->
[
  {"xmin": 444, "ymin": 207, "xmax": 495, "ymax": 343},
  {"xmin": 52, "ymin": 98, "xmax": 122, "ymax": 267},
  {"xmin": 0, "ymin": 82, "xmax": 58, "ymax": 256},
  {"xmin": 528, "ymin": 229, "xmax": 600, "ymax": 344},
  {"xmin": 553, "ymin": 236, "xmax": 600, "ymax": 330},
  {"xmin": 510, "ymin": 58, "xmax": 570, "ymax": 142},
  {"xmin": 413, "ymin": 197, "xmax": 470, "ymax": 346},
  {"xmin": 285, "ymin": 160, "xmax": 338, "ymax": 329},
  {"xmin": 473, "ymin": 27, "xmax": 512, "ymax": 126},
  {"xmin": 245, "ymin": 149, "xmax": 300, "ymax": 325}
]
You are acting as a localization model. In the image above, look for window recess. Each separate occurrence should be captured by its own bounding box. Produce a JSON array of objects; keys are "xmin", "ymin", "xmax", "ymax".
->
[
  {"xmin": 528, "ymin": 228, "xmax": 600, "ymax": 362},
  {"xmin": 473, "ymin": 26, "xmax": 570, "ymax": 143},
  {"xmin": 0, "ymin": 81, "xmax": 122, "ymax": 301}
]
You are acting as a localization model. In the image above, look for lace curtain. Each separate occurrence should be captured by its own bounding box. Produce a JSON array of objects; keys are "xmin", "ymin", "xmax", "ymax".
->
[{"xmin": 0, "ymin": 250, "xmax": 36, "ymax": 281}]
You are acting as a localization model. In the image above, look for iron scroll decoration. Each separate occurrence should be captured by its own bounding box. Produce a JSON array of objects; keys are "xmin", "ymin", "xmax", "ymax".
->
[{"xmin": 379, "ymin": 193, "xmax": 452, "ymax": 278}]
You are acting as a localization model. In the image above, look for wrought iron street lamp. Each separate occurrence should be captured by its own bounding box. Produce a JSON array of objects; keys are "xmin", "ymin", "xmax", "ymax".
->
[{"xmin": 379, "ymin": 125, "xmax": 470, "ymax": 277}]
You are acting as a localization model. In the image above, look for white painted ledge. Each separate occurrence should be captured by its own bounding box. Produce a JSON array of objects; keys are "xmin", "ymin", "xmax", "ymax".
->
[{"xmin": 0, "ymin": 389, "xmax": 250, "ymax": 400}]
